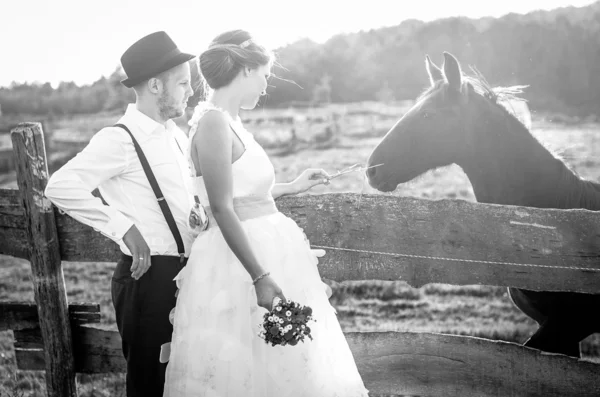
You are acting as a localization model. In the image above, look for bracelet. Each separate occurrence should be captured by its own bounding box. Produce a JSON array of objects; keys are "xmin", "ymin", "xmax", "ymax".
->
[{"xmin": 252, "ymin": 272, "xmax": 270, "ymax": 285}]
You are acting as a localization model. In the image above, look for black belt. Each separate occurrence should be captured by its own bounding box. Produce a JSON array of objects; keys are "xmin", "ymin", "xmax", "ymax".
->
[{"xmin": 121, "ymin": 253, "xmax": 188, "ymax": 261}]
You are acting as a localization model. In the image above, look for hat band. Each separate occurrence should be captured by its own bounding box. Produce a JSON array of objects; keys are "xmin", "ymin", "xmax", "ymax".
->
[{"xmin": 153, "ymin": 47, "xmax": 183, "ymax": 69}]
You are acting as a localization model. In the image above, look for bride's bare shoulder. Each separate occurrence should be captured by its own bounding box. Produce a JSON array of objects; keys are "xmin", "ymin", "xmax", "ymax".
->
[
  {"xmin": 196, "ymin": 110, "xmax": 230, "ymax": 131},
  {"xmin": 190, "ymin": 109, "xmax": 231, "ymax": 142}
]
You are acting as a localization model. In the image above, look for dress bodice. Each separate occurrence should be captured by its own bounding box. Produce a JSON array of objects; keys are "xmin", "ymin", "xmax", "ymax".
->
[{"xmin": 187, "ymin": 103, "xmax": 275, "ymax": 207}]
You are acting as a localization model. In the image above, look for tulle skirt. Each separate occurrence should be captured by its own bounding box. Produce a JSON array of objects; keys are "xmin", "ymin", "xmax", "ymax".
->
[{"xmin": 163, "ymin": 211, "xmax": 369, "ymax": 397}]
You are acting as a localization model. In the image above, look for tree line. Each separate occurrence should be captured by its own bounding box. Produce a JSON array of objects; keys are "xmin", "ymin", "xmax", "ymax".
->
[{"xmin": 2, "ymin": 1, "xmax": 599, "ymax": 117}]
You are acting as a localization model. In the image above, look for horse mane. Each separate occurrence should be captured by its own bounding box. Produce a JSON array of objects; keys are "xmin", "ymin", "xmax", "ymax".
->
[
  {"xmin": 465, "ymin": 67, "xmax": 531, "ymax": 129},
  {"xmin": 416, "ymin": 66, "xmax": 531, "ymax": 129},
  {"xmin": 463, "ymin": 68, "xmax": 584, "ymax": 181},
  {"xmin": 465, "ymin": 67, "xmax": 528, "ymax": 106}
]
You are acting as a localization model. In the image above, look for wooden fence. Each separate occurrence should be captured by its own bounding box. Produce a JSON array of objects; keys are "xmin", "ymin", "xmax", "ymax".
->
[{"xmin": 1, "ymin": 122, "xmax": 599, "ymax": 396}]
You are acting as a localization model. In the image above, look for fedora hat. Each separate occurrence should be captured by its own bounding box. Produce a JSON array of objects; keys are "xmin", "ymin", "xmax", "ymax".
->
[{"xmin": 120, "ymin": 31, "xmax": 195, "ymax": 88}]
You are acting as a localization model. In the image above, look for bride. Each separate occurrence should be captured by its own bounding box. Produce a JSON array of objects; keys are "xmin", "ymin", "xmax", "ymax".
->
[{"xmin": 163, "ymin": 29, "xmax": 369, "ymax": 396}]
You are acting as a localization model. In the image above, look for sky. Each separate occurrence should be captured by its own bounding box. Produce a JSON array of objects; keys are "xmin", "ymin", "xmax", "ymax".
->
[{"xmin": 0, "ymin": 0, "xmax": 596, "ymax": 88}]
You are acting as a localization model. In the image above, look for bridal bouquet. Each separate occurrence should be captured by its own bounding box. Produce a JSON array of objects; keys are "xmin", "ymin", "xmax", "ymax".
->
[{"xmin": 258, "ymin": 298, "xmax": 316, "ymax": 347}]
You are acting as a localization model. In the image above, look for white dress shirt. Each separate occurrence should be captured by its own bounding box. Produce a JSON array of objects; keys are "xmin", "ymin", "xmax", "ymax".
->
[{"xmin": 45, "ymin": 104, "xmax": 194, "ymax": 257}]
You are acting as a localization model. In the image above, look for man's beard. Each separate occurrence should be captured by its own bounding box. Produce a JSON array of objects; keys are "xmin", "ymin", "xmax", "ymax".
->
[{"xmin": 158, "ymin": 89, "xmax": 183, "ymax": 120}]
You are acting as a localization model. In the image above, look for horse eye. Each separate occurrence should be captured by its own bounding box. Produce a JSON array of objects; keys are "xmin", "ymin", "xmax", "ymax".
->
[{"xmin": 423, "ymin": 112, "xmax": 429, "ymax": 119}]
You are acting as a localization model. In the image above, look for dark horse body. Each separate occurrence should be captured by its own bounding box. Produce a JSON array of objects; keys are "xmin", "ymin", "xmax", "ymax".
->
[{"xmin": 366, "ymin": 52, "xmax": 600, "ymax": 357}]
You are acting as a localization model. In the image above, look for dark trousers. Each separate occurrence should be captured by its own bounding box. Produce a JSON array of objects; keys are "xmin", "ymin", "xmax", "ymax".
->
[
  {"xmin": 111, "ymin": 254, "xmax": 187, "ymax": 397},
  {"xmin": 509, "ymin": 287, "xmax": 600, "ymax": 357}
]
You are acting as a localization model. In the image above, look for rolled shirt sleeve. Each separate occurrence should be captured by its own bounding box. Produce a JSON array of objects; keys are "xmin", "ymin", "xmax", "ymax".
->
[{"xmin": 44, "ymin": 127, "xmax": 134, "ymax": 242}]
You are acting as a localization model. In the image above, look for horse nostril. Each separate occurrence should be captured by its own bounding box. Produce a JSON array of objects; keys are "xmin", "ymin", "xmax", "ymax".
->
[{"xmin": 366, "ymin": 165, "xmax": 377, "ymax": 179}]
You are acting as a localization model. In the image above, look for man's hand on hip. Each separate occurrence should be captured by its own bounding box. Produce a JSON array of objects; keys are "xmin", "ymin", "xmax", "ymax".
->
[{"xmin": 122, "ymin": 225, "xmax": 151, "ymax": 280}]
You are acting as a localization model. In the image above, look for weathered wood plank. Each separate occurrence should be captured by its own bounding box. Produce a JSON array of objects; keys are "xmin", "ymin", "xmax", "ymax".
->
[
  {"xmin": 50, "ymin": 194, "xmax": 600, "ymax": 294},
  {"xmin": 55, "ymin": 213, "xmax": 121, "ymax": 262},
  {"xmin": 346, "ymin": 331, "xmax": 600, "ymax": 397},
  {"xmin": 0, "ymin": 188, "xmax": 24, "ymax": 217},
  {"xmin": 3, "ymin": 190, "xmax": 600, "ymax": 292},
  {"xmin": 0, "ymin": 301, "xmax": 100, "ymax": 331},
  {"xmin": 0, "ymin": 226, "xmax": 29, "ymax": 259},
  {"xmin": 15, "ymin": 327, "xmax": 600, "ymax": 396},
  {"xmin": 14, "ymin": 328, "xmax": 48, "ymax": 349},
  {"xmin": 0, "ymin": 189, "xmax": 116, "ymax": 260},
  {"xmin": 277, "ymin": 194, "xmax": 600, "ymax": 293},
  {"xmin": 0, "ymin": 188, "xmax": 29, "ymax": 258},
  {"xmin": 12, "ymin": 123, "xmax": 77, "ymax": 397},
  {"xmin": 15, "ymin": 325, "xmax": 125, "ymax": 373},
  {"xmin": 71, "ymin": 325, "xmax": 124, "ymax": 374},
  {"xmin": 0, "ymin": 205, "xmax": 110, "ymax": 260},
  {"xmin": 15, "ymin": 347, "xmax": 46, "ymax": 372}
]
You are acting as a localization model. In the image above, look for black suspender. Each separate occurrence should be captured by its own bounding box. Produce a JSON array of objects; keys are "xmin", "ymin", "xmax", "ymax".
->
[{"xmin": 114, "ymin": 123, "xmax": 186, "ymax": 263}]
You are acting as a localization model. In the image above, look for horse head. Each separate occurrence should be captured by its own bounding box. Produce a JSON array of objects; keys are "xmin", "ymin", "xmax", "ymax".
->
[{"xmin": 366, "ymin": 52, "xmax": 479, "ymax": 192}]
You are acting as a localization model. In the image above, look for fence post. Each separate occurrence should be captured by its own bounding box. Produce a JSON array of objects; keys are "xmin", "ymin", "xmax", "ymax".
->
[{"xmin": 11, "ymin": 122, "xmax": 77, "ymax": 397}]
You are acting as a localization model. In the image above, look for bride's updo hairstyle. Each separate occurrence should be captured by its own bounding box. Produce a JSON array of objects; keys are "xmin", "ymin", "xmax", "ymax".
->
[{"xmin": 199, "ymin": 30, "xmax": 274, "ymax": 90}]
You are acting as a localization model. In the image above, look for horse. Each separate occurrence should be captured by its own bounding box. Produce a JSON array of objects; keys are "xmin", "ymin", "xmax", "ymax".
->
[{"xmin": 366, "ymin": 51, "xmax": 600, "ymax": 358}]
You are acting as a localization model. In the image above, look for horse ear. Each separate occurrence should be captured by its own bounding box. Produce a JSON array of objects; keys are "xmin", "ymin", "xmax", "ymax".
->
[
  {"xmin": 443, "ymin": 52, "xmax": 462, "ymax": 92},
  {"xmin": 425, "ymin": 55, "xmax": 444, "ymax": 86}
]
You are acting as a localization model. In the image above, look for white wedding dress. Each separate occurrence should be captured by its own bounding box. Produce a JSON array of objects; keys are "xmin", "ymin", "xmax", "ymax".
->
[{"xmin": 162, "ymin": 104, "xmax": 369, "ymax": 397}]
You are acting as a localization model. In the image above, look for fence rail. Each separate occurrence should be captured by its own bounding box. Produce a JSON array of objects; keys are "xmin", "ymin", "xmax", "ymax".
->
[
  {"xmin": 3, "ymin": 302, "xmax": 599, "ymax": 396},
  {"xmin": 1, "ymin": 122, "xmax": 599, "ymax": 397},
  {"xmin": 3, "ymin": 186, "xmax": 600, "ymax": 293}
]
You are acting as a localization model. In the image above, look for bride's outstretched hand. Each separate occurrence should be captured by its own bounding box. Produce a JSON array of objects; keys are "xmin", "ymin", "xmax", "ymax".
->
[
  {"xmin": 255, "ymin": 275, "xmax": 286, "ymax": 311},
  {"xmin": 292, "ymin": 168, "xmax": 331, "ymax": 194}
]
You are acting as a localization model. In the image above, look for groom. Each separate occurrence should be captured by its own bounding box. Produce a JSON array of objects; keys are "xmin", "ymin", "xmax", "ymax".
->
[{"xmin": 45, "ymin": 31, "xmax": 199, "ymax": 396}]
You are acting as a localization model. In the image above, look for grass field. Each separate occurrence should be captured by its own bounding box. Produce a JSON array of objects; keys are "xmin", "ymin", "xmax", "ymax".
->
[{"xmin": 1, "ymin": 102, "xmax": 599, "ymax": 396}]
